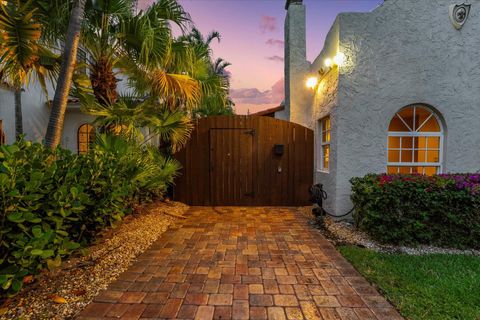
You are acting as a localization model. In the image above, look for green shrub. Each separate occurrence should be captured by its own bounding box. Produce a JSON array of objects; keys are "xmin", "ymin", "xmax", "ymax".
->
[
  {"xmin": 351, "ymin": 174, "xmax": 480, "ymax": 249},
  {"xmin": 0, "ymin": 136, "xmax": 179, "ymax": 296}
]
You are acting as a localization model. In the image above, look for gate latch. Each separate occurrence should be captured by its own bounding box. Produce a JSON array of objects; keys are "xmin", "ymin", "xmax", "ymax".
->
[{"xmin": 244, "ymin": 129, "xmax": 255, "ymax": 136}]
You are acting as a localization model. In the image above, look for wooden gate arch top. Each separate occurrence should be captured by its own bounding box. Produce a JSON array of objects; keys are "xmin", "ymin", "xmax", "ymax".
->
[{"xmin": 173, "ymin": 115, "xmax": 314, "ymax": 206}]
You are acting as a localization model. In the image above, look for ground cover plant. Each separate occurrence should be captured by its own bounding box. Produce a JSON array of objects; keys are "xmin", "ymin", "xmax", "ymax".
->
[
  {"xmin": 0, "ymin": 136, "xmax": 179, "ymax": 297},
  {"xmin": 339, "ymin": 246, "xmax": 480, "ymax": 320},
  {"xmin": 351, "ymin": 173, "xmax": 480, "ymax": 248}
]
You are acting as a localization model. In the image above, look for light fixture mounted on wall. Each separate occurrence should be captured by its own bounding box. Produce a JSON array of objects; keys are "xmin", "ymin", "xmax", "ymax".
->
[
  {"xmin": 306, "ymin": 77, "xmax": 318, "ymax": 89},
  {"xmin": 305, "ymin": 51, "xmax": 346, "ymax": 90},
  {"xmin": 320, "ymin": 51, "xmax": 346, "ymax": 75}
]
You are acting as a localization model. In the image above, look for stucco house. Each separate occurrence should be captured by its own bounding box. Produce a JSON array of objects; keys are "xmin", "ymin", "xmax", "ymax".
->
[
  {"xmin": 0, "ymin": 71, "xmax": 134, "ymax": 153},
  {"xmin": 282, "ymin": 0, "xmax": 480, "ymax": 215}
]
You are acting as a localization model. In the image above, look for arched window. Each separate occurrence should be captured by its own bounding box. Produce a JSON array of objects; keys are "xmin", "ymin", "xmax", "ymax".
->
[
  {"xmin": 387, "ymin": 105, "xmax": 443, "ymax": 175},
  {"xmin": 78, "ymin": 124, "xmax": 95, "ymax": 154},
  {"xmin": 0, "ymin": 120, "xmax": 5, "ymax": 145}
]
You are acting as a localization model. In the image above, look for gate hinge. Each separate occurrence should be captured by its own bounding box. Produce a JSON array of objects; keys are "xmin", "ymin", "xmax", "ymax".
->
[{"xmin": 244, "ymin": 129, "xmax": 255, "ymax": 136}]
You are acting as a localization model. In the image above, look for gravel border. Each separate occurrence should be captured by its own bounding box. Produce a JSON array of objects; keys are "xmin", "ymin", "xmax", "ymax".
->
[
  {"xmin": 299, "ymin": 206, "xmax": 480, "ymax": 256},
  {"xmin": 0, "ymin": 200, "xmax": 189, "ymax": 320}
]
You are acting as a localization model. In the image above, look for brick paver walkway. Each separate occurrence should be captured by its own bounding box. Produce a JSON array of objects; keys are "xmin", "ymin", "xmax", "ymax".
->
[{"xmin": 77, "ymin": 207, "xmax": 402, "ymax": 320}]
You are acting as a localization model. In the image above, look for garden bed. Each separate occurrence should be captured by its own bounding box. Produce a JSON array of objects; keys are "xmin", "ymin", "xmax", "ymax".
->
[
  {"xmin": 299, "ymin": 206, "xmax": 480, "ymax": 256},
  {"xmin": 0, "ymin": 201, "xmax": 188, "ymax": 320}
]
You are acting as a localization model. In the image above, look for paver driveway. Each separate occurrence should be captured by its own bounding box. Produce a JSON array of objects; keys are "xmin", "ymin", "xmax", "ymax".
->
[{"xmin": 77, "ymin": 207, "xmax": 402, "ymax": 320}]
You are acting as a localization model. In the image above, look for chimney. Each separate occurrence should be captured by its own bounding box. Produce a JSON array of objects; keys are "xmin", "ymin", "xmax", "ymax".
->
[
  {"xmin": 285, "ymin": 0, "xmax": 303, "ymax": 10},
  {"xmin": 284, "ymin": 0, "xmax": 309, "ymax": 125}
]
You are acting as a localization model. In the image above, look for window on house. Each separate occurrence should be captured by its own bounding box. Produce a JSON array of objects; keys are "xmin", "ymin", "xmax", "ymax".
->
[
  {"xmin": 319, "ymin": 116, "xmax": 331, "ymax": 172},
  {"xmin": 78, "ymin": 124, "xmax": 95, "ymax": 154},
  {"xmin": 387, "ymin": 105, "xmax": 443, "ymax": 175},
  {"xmin": 0, "ymin": 120, "xmax": 5, "ymax": 145},
  {"xmin": 76, "ymin": 48, "xmax": 87, "ymax": 74}
]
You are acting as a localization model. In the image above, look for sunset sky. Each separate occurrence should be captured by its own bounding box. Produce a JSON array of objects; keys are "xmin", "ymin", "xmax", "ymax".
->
[{"xmin": 138, "ymin": 0, "xmax": 383, "ymax": 114}]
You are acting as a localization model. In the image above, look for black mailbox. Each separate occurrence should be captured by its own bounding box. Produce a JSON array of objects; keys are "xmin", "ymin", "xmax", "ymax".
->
[{"xmin": 274, "ymin": 144, "xmax": 284, "ymax": 156}]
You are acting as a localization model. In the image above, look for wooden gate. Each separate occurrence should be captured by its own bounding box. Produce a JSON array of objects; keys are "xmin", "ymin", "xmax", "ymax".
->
[{"xmin": 174, "ymin": 115, "xmax": 314, "ymax": 206}]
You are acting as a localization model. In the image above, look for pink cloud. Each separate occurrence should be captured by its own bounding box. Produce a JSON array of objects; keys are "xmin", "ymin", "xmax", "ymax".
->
[
  {"xmin": 266, "ymin": 55, "xmax": 284, "ymax": 63},
  {"xmin": 266, "ymin": 39, "xmax": 284, "ymax": 49},
  {"xmin": 230, "ymin": 78, "xmax": 284, "ymax": 110},
  {"xmin": 260, "ymin": 15, "xmax": 277, "ymax": 33}
]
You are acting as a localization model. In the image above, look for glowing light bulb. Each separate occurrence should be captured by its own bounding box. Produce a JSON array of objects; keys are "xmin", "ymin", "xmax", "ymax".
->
[
  {"xmin": 333, "ymin": 52, "xmax": 346, "ymax": 66},
  {"xmin": 325, "ymin": 58, "xmax": 333, "ymax": 68},
  {"xmin": 306, "ymin": 77, "xmax": 318, "ymax": 89}
]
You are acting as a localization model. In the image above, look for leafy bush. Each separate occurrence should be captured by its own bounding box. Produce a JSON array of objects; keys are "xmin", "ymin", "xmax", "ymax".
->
[
  {"xmin": 0, "ymin": 136, "xmax": 179, "ymax": 296},
  {"xmin": 351, "ymin": 174, "xmax": 480, "ymax": 248}
]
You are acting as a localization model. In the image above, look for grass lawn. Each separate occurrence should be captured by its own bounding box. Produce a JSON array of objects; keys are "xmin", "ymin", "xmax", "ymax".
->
[{"xmin": 338, "ymin": 246, "xmax": 480, "ymax": 320}]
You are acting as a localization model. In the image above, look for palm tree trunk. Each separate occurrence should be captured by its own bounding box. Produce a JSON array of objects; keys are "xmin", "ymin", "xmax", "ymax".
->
[
  {"xmin": 14, "ymin": 87, "xmax": 23, "ymax": 140},
  {"xmin": 44, "ymin": 0, "xmax": 87, "ymax": 149},
  {"xmin": 90, "ymin": 56, "xmax": 118, "ymax": 106}
]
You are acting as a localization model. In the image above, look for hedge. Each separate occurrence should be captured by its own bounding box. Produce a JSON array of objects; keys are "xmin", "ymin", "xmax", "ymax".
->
[
  {"xmin": 0, "ymin": 136, "xmax": 179, "ymax": 296},
  {"xmin": 350, "ymin": 174, "xmax": 480, "ymax": 249}
]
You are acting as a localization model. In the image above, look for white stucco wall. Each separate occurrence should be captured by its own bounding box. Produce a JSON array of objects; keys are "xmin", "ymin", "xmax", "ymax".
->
[
  {"xmin": 0, "ymin": 64, "xmax": 139, "ymax": 152},
  {"xmin": 285, "ymin": 0, "xmax": 480, "ymax": 215},
  {"xmin": 0, "ymin": 81, "xmax": 94, "ymax": 152},
  {"xmin": 334, "ymin": 0, "xmax": 480, "ymax": 214}
]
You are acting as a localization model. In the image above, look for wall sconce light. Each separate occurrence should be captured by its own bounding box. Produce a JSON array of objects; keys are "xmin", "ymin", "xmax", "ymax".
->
[
  {"xmin": 307, "ymin": 52, "xmax": 347, "ymax": 90},
  {"xmin": 324, "ymin": 58, "xmax": 333, "ymax": 68},
  {"xmin": 322, "ymin": 51, "xmax": 346, "ymax": 73},
  {"xmin": 306, "ymin": 76, "xmax": 318, "ymax": 89}
]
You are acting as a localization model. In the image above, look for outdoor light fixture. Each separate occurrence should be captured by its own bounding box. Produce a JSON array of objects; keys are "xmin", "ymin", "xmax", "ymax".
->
[
  {"xmin": 323, "ymin": 51, "xmax": 345, "ymax": 70},
  {"xmin": 308, "ymin": 52, "xmax": 347, "ymax": 91},
  {"xmin": 316, "ymin": 51, "xmax": 347, "ymax": 78},
  {"xmin": 306, "ymin": 76, "xmax": 318, "ymax": 89}
]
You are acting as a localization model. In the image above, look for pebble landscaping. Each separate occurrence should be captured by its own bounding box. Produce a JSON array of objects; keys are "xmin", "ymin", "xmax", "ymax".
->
[{"xmin": 77, "ymin": 207, "xmax": 402, "ymax": 319}]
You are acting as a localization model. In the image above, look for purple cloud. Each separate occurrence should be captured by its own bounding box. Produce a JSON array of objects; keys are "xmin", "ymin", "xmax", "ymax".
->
[
  {"xmin": 260, "ymin": 15, "xmax": 277, "ymax": 33},
  {"xmin": 266, "ymin": 39, "xmax": 284, "ymax": 49},
  {"xmin": 136, "ymin": 0, "xmax": 154, "ymax": 10},
  {"xmin": 266, "ymin": 55, "xmax": 284, "ymax": 63}
]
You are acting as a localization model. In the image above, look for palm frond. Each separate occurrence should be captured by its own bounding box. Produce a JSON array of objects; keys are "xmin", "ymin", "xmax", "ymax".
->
[
  {"xmin": 81, "ymin": 95, "xmax": 193, "ymax": 150},
  {"xmin": 206, "ymin": 30, "xmax": 221, "ymax": 45},
  {"xmin": 0, "ymin": 0, "xmax": 42, "ymax": 84},
  {"xmin": 143, "ymin": 0, "xmax": 191, "ymax": 32}
]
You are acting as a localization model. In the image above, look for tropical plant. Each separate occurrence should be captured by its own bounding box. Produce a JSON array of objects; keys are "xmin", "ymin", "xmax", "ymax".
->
[
  {"xmin": 44, "ymin": 0, "xmax": 87, "ymax": 148},
  {"xmin": 0, "ymin": 135, "xmax": 179, "ymax": 296},
  {"xmin": 79, "ymin": 0, "xmax": 198, "ymax": 106},
  {"xmin": 72, "ymin": 0, "xmax": 205, "ymax": 151},
  {"xmin": 0, "ymin": 0, "xmax": 60, "ymax": 140},
  {"xmin": 179, "ymin": 28, "xmax": 234, "ymax": 117},
  {"xmin": 81, "ymin": 94, "xmax": 193, "ymax": 151}
]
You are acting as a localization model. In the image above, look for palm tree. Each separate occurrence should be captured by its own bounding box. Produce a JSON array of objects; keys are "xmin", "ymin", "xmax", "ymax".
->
[
  {"xmin": 81, "ymin": 0, "xmax": 196, "ymax": 107},
  {"xmin": 45, "ymin": 0, "xmax": 87, "ymax": 148},
  {"xmin": 78, "ymin": 0, "xmax": 203, "ymax": 149},
  {"xmin": 0, "ymin": 0, "xmax": 59, "ymax": 140},
  {"xmin": 78, "ymin": 1, "xmax": 234, "ymax": 150},
  {"xmin": 81, "ymin": 94, "xmax": 193, "ymax": 151},
  {"xmin": 180, "ymin": 28, "xmax": 234, "ymax": 117}
]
